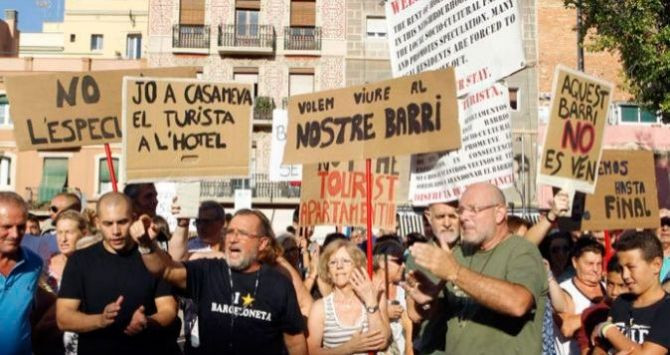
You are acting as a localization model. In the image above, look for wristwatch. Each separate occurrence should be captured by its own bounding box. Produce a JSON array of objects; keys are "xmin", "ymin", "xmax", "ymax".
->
[{"xmin": 365, "ymin": 304, "xmax": 379, "ymax": 314}]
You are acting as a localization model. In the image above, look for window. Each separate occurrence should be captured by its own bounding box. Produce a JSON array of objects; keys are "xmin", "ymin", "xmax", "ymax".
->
[
  {"xmin": 0, "ymin": 156, "xmax": 12, "ymax": 188},
  {"xmin": 508, "ymin": 88, "xmax": 519, "ymax": 111},
  {"xmin": 70, "ymin": 34, "xmax": 76, "ymax": 42},
  {"xmin": 619, "ymin": 104, "xmax": 659, "ymax": 124},
  {"xmin": 180, "ymin": 0, "xmax": 205, "ymax": 25},
  {"xmin": 97, "ymin": 157, "xmax": 119, "ymax": 195},
  {"xmin": 126, "ymin": 34, "xmax": 142, "ymax": 59},
  {"xmin": 236, "ymin": 9, "xmax": 259, "ymax": 37},
  {"xmin": 234, "ymin": 70, "xmax": 259, "ymax": 98},
  {"xmin": 289, "ymin": 72, "xmax": 314, "ymax": 96},
  {"xmin": 366, "ymin": 17, "xmax": 387, "ymax": 38},
  {"xmin": 0, "ymin": 95, "xmax": 12, "ymax": 126},
  {"xmin": 38, "ymin": 157, "xmax": 68, "ymax": 203},
  {"xmin": 90, "ymin": 34, "xmax": 103, "ymax": 50},
  {"xmin": 290, "ymin": 0, "xmax": 316, "ymax": 27}
]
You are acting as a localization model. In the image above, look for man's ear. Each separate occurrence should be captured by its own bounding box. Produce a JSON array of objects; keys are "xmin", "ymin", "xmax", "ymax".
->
[{"xmin": 258, "ymin": 236, "xmax": 270, "ymax": 251}]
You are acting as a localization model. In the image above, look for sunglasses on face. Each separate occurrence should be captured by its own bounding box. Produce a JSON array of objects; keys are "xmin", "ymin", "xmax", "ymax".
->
[{"xmin": 661, "ymin": 217, "xmax": 670, "ymax": 228}]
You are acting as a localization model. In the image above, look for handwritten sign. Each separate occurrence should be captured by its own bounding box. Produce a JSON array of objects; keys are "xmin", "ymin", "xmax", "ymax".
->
[
  {"xmin": 121, "ymin": 77, "xmax": 252, "ymax": 182},
  {"xmin": 538, "ymin": 66, "xmax": 613, "ymax": 194},
  {"xmin": 581, "ymin": 150, "xmax": 659, "ymax": 230},
  {"xmin": 270, "ymin": 109, "xmax": 302, "ymax": 182},
  {"xmin": 299, "ymin": 159, "xmax": 404, "ymax": 230},
  {"xmin": 283, "ymin": 68, "xmax": 460, "ymax": 165},
  {"xmin": 5, "ymin": 67, "xmax": 198, "ymax": 151},
  {"xmin": 385, "ymin": 0, "xmax": 525, "ymax": 95},
  {"xmin": 409, "ymin": 83, "xmax": 514, "ymax": 205}
]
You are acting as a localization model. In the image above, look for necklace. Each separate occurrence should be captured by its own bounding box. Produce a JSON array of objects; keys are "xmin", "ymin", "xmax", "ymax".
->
[{"xmin": 226, "ymin": 265, "xmax": 261, "ymax": 351}]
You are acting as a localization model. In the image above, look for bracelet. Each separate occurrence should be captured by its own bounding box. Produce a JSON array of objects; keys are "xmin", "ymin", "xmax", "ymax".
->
[{"xmin": 600, "ymin": 322, "xmax": 616, "ymax": 339}]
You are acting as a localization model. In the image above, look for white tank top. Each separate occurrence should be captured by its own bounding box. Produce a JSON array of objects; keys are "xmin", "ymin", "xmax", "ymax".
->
[
  {"xmin": 553, "ymin": 278, "xmax": 604, "ymax": 355},
  {"xmin": 322, "ymin": 293, "xmax": 369, "ymax": 354}
]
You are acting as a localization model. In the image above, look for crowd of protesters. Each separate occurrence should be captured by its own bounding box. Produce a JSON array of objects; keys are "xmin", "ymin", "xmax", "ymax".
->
[{"xmin": 2, "ymin": 181, "xmax": 670, "ymax": 355}]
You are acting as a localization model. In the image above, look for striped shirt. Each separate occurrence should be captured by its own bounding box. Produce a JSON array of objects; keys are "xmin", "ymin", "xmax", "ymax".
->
[{"xmin": 322, "ymin": 293, "xmax": 369, "ymax": 353}]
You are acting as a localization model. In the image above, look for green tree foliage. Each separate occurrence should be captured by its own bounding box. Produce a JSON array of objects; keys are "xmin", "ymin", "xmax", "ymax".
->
[{"xmin": 564, "ymin": 0, "xmax": 670, "ymax": 121}]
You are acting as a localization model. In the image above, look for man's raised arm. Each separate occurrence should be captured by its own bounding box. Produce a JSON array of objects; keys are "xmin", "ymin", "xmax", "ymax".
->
[{"xmin": 130, "ymin": 215, "xmax": 187, "ymax": 289}]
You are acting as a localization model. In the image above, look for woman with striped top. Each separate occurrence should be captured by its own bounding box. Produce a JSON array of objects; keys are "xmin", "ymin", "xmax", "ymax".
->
[{"xmin": 307, "ymin": 239, "xmax": 391, "ymax": 354}]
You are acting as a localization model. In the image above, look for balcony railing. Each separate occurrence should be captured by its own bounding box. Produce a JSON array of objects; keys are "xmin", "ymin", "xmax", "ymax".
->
[
  {"xmin": 284, "ymin": 27, "xmax": 322, "ymax": 51},
  {"xmin": 200, "ymin": 174, "xmax": 300, "ymax": 200},
  {"xmin": 218, "ymin": 24, "xmax": 275, "ymax": 51},
  {"xmin": 172, "ymin": 24, "xmax": 210, "ymax": 49}
]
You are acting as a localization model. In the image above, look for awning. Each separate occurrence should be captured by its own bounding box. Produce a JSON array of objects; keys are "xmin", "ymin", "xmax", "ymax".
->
[{"xmin": 38, "ymin": 158, "xmax": 68, "ymax": 203}]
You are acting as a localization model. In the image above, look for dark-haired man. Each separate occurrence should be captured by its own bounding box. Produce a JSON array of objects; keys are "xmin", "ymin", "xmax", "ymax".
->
[{"xmin": 593, "ymin": 230, "xmax": 670, "ymax": 354}]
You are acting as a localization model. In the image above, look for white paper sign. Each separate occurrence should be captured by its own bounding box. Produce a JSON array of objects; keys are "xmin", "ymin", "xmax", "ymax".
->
[
  {"xmin": 409, "ymin": 83, "xmax": 514, "ymax": 205},
  {"xmin": 175, "ymin": 182, "xmax": 201, "ymax": 218},
  {"xmin": 270, "ymin": 109, "xmax": 302, "ymax": 182},
  {"xmin": 385, "ymin": 0, "xmax": 525, "ymax": 95},
  {"xmin": 234, "ymin": 189, "xmax": 252, "ymax": 211}
]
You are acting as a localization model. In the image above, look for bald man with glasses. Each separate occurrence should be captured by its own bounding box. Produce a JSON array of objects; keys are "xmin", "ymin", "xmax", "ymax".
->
[{"xmin": 409, "ymin": 182, "xmax": 548, "ymax": 355}]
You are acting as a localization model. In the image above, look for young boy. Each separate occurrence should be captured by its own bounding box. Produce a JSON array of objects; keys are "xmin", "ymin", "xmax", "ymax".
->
[{"xmin": 593, "ymin": 230, "xmax": 670, "ymax": 354}]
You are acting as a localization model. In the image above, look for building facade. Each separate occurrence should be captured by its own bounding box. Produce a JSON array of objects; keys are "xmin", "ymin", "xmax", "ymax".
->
[
  {"xmin": 146, "ymin": 0, "xmax": 347, "ymax": 230},
  {"xmin": 20, "ymin": 0, "xmax": 149, "ymax": 59}
]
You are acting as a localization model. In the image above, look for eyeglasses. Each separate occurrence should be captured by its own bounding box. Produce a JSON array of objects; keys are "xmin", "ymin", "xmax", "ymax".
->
[
  {"xmin": 456, "ymin": 204, "xmax": 499, "ymax": 215},
  {"xmin": 225, "ymin": 228, "xmax": 259, "ymax": 239},
  {"xmin": 550, "ymin": 245, "xmax": 571, "ymax": 253},
  {"xmin": 327, "ymin": 258, "xmax": 353, "ymax": 268},
  {"xmin": 50, "ymin": 204, "xmax": 77, "ymax": 214}
]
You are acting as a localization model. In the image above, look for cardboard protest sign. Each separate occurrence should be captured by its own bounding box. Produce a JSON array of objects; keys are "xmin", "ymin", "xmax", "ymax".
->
[
  {"xmin": 580, "ymin": 150, "xmax": 659, "ymax": 230},
  {"xmin": 299, "ymin": 158, "xmax": 407, "ymax": 230},
  {"xmin": 409, "ymin": 83, "xmax": 514, "ymax": 205},
  {"xmin": 5, "ymin": 67, "xmax": 198, "ymax": 151},
  {"xmin": 283, "ymin": 68, "xmax": 460, "ymax": 165},
  {"xmin": 385, "ymin": 0, "xmax": 525, "ymax": 96},
  {"xmin": 121, "ymin": 77, "xmax": 252, "ymax": 182},
  {"xmin": 538, "ymin": 66, "xmax": 613, "ymax": 194},
  {"xmin": 270, "ymin": 109, "xmax": 302, "ymax": 182}
]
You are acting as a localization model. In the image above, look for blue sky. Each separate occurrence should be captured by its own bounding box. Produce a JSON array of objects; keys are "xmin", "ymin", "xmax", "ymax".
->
[{"xmin": 0, "ymin": 0, "xmax": 63, "ymax": 32}]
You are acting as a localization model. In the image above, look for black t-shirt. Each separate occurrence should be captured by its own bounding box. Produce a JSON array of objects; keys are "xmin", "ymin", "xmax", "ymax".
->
[
  {"xmin": 610, "ymin": 293, "xmax": 670, "ymax": 349},
  {"xmin": 184, "ymin": 258, "xmax": 305, "ymax": 355},
  {"xmin": 58, "ymin": 242, "xmax": 173, "ymax": 355}
]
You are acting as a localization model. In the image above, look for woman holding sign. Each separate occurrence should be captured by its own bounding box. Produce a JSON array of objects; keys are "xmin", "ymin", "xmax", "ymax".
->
[{"xmin": 306, "ymin": 240, "xmax": 391, "ymax": 354}]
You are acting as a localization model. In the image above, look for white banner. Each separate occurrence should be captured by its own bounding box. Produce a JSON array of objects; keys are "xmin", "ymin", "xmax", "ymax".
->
[
  {"xmin": 269, "ymin": 109, "xmax": 302, "ymax": 182},
  {"xmin": 409, "ymin": 83, "xmax": 514, "ymax": 205},
  {"xmin": 385, "ymin": 0, "xmax": 525, "ymax": 96}
]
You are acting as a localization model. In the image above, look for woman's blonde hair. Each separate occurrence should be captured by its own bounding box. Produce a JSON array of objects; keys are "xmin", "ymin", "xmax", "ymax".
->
[
  {"xmin": 318, "ymin": 239, "xmax": 367, "ymax": 285},
  {"xmin": 55, "ymin": 210, "xmax": 87, "ymax": 232}
]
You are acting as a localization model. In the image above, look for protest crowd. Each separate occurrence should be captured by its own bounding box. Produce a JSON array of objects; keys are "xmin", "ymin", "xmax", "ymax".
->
[
  {"xmin": 0, "ymin": 3, "xmax": 667, "ymax": 354},
  {"xmin": 1, "ymin": 179, "xmax": 669, "ymax": 355}
]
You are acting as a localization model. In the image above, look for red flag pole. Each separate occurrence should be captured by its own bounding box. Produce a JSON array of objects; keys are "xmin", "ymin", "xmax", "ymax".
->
[
  {"xmin": 604, "ymin": 230, "xmax": 613, "ymax": 272},
  {"xmin": 104, "ymin": 143, "xmax": 118, "ymax": 192}
]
